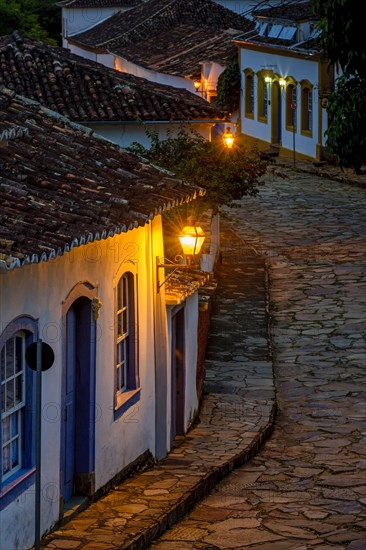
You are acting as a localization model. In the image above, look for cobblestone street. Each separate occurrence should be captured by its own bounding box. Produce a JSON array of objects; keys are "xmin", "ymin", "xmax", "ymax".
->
[{"xmin": 151, "ymin": 169, "xmax": 366, "ymax": 549}]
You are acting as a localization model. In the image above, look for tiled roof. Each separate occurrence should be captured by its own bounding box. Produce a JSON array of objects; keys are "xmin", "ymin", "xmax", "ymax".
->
[
  {"xmin": 0, "ymin": 88, "xmax": 205, "ymax": 271},
  {"xmin": 253, "ymin": 1, "xmax": 314, "ymax": 21},
  {"xmin": 58, "ymin": 0, "xmax": 141, "ymax": 7},
  {"xmin": 0, "ymin": 34, "xmax": 227, "ymax": 123},
  {"xmin": 70, "ymin": 0, "xmax": 254, "ymax": 50},
  {"xmin": 165, "ymin": 270, "xmax": 210, "ymax": 305},
  {"xmin": 113, "ymin": 25, "xmax": 238, "ymax": 78}
]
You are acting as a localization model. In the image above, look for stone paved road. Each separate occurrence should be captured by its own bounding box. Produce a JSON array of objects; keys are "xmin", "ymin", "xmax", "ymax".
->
[{"xmin": 151, "ymin": 169, "xmax": 366, "ymax": 549}]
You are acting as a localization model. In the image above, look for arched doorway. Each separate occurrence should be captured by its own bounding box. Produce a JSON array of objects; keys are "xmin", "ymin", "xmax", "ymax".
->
[
  {"xmin": 271, "ymin": 80, "xmax": 282, "ymax": 146},
  {"xmin": 61, "ymin": 285, "xmax": 97, "ymax": 505}
]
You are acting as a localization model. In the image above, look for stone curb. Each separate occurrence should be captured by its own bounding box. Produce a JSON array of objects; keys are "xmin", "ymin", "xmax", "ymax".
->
[{"xmin": 126, "ymin": 399, "xmax": 277, "ymax": 549}]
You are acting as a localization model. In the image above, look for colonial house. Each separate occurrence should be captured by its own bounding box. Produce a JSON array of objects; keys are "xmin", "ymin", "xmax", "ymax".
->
[
  {"xmin": 63, "ymin": 0, "xmax": 254, "ymax": 102},
  {"xmin": 234, "ymin": 0, "xmax": 333, "ymax": 161},
  {"xmin": 0, "ymin": 33, "xmax": 227, "ymax": 149},
  {"xmin": 0, "ymin": 87, "xmax": 209, "ymax": 550}
]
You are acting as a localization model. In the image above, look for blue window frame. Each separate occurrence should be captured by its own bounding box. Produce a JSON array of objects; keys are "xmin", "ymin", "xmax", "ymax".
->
[
  {"xmin": 245, "ymin": 71, "xmax": 254, "ymax": 117},
  {"xmin": 0, "ymin": 316, "xmax": 37, "ymax": 510},
  {"xmin": 114, "ymin": 272, "xmax": 140, "ymax": 418},
  {"xmin": 301, "ymin": 82, "xmax": 313, "ymax": 135}
]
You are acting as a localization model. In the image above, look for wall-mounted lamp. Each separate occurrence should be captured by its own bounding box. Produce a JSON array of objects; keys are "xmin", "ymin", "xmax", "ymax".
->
[
  {"xmin": 194, "ymin": 80, "xmax": 201, "ymax": 91},
  {"xmin": 264, "ymin": 76, "xmax": 272, "ymax": 84},
  {"xmin": 279, "ymin": 78, "xmax": 287, "ymax": 87},
  {"xmin": 223, "ymin": 127, "xmax": 234, "ymax": 148},
  {"xmin": 157, "ymin": 218, "xmax": 205, "ymax": 292}
]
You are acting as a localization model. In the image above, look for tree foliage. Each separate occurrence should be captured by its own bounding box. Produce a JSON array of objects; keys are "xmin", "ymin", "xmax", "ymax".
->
[
  {"xmin": 312, "ymin": 0, "xmax": 366, "ymax": 172},
  {"xmin": 216, "ymin": 57, "xmax": 241, "ymax": 114},
  {"xmin": 128, "ymin": 127, "xmax": 268, "ymax": 214},
  {"xmin": 325, "ymin": 75, "xmax": 366, "ymax": 174},
  {"xmin": 312, "ymin": 0, "xmax": 365, "ymax": 80},
  {"xmin": 0, "ymin": 0, "xmax": 60, "ymax": 45}
]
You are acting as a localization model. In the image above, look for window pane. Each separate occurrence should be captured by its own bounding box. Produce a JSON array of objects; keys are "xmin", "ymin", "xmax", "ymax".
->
[
  {"xmin": 117, "ymin": 280, "xmax": 122, "ymax": 311},
  {"xmin": 123, "ymin": 276, "xmax": 127, "ymax": 307},
  {"xmin": 11, "ymin": 409, "xmax": 19, "ymax": 437},
  {"xmin": 6, "ymin": 380, "xmax": 14, "ymax": 410},
  {"xmin": 2, "ymin": 415, "xmax": 10, "ymax": 442},
  {"xmin": 15, "ymin": 337, "xmax": 23, "ymax": 373},
  {"xmin": 11, "ymin": 438, "xmax": 19, "ymax": 469},
  {"xmin": 6, "ymin": 340, "xmax": 14, "ymax": 379},
  {"xmin": 1, "ymin": 384, "xmax": 5, "ymax": 413},
  {"xmin": 117, "ymin": 341, "xmax": 125, "ymax": 364},
  {"xmin": 123, "ymin": 310, "xmax": 128, "ymax": 334},
  {"xmin": 15, "ymin": 374, "xmax": 23, "ymax": 405},
  {"xmin": 2, "ymin": 443, "xmax": 10, "ymax": 475},
  {"xmin": 1, "ymin": 346, "xmax": 5, "ymax": 380},
  {"xmin": 117, "ymin": 313, "xmax": 123, "ymax": 337},
  {"xmin": 116, "ymin": 363, "xmax": 125, "ymax": 391}
]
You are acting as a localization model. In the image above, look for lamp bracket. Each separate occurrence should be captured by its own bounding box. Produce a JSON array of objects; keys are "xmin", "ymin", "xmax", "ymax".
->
[{"xmin": 156, "ymin": 255, "xmax": 195, "ymax": 293}]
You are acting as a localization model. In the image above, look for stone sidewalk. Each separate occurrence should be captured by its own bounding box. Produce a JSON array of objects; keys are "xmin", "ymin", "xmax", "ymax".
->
[{"xmin": 40, "ymin": 223, "xmax": 276, "ymax": 549}]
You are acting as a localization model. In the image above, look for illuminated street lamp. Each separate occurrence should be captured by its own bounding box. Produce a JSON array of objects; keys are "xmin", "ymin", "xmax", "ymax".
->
[
  {"xmin": 194, "ymin": 79, "xmax": 201, "ymax": 91},
  {"xmin": 223, "ymin": 127, "xmax": 234, "ymax": 148},
  {"xmin": 156, "ymin": 218, "xmax": 205, "ymax": 292},
  {"xmin": 179, "ymin": 220, "xmax": 205, "ymax": 258}
]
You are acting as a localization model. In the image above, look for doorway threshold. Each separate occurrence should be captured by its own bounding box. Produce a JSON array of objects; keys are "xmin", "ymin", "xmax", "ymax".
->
[{"xmin": 62, "ymin": 496, "xmax": 89, "ymax": 525}]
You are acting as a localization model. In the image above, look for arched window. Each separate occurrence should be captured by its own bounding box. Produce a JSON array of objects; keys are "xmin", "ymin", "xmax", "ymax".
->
[
  {"xmin": 244, "ymin": 68, "xmax": 254, "ymax": 118},
  {"xmin": 301, "ymin": 80, "xmax": 313, "ymax": 136},
  {"xmin": 114, "ymin": 271, "xmax": 139, "ymax": 416},
  {"xmin": 286, "ymin": 79, "xmax": 298, "ymax": 130},
  {"xmin": 0, "ymin": 316, "xmax": 37, "ymax": 508}
]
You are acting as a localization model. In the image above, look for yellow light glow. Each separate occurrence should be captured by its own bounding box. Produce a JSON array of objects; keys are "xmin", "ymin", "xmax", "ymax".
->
[
  {"xmin": 223, "ymin": 128, "xmax": 234, "ymax": 148},
  {"xmin": 279, "ymin": 78, "xmax": 286, "ymax": 87},
  {"xmin": 179, "ymin": 225, "xmax": 205, "ymax": 256},
  {"xmin": 194, "ymin": 80, "xmax": 201, "ymax": 90},
  {"xmin": 264, "ymin": 76, "xmax": 272, "ymax": 84}
]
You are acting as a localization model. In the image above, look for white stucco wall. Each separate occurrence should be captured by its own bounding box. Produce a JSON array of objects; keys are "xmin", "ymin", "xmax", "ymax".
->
[
  {"xmin": 0, "ymin": 219, "xmax": 166, "ymax": 550},
  {"xmin": 62, "ymin": 7, "xmax": 122, "ymax": 43},
  {"xmin": 84, "ymin": 122, "xmax": 213, "ymax": 149},
  {"xmin": 201, "ymin": 61, "xmax": 225, "ymax": 101},
  {"xmin": 114, "ymin": 56, "xmax": 196, "ymax": 93},
  {"xmin": 66, "ymin": 41, "xmax": 98, "ymax": 61},
  {"xmin": 240, "ymin": 47, "xmax": 323, "ymax": 159}
]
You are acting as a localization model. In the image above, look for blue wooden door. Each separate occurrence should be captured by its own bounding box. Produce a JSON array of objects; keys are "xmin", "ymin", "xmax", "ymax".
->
[
  {"xmin": 62, "ymin": 297, "xmax": 96, "ymax": 503},
  {"xmin": 278, "ymin": 86, "xmax": 282, "ymax": 143},
  {"xmin": 64, "ymin": 307, "xmax": 76, "ymax": 501}
]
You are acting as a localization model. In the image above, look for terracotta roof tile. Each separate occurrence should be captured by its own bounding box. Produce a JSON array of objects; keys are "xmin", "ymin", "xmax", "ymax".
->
[
  {"xmin": 0, "ymin": 34, "xmax": 227, "ymax": 122},
  {"xmin": 0, "ymin": 88, "xmax": 205, "ymax": 271},
  {"xmin": 58, "ymin": 0, "xmax": 141, "ymax": 7},
  {"xmin": 114, "ymin": 24, "xmax": 239, "ymax": 78},
  {"xmin": 253, "ymin": 0, "xmax": 314, "ymax": 21},
  {"xmin": 70, "ymin": 0, "xmax": 254, "ymax": 50}
]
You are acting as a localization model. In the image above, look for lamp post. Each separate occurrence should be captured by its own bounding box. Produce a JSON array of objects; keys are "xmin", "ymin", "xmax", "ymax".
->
[{"xmin": 156, "ymin": 218, "xmax": 205, "ymax": 292}]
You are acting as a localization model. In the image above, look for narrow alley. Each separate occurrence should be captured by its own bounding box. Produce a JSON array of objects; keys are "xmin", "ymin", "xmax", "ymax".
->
[{"xmin": 151, "ymin": 168, "xmax": 366, "ymax": 549}]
